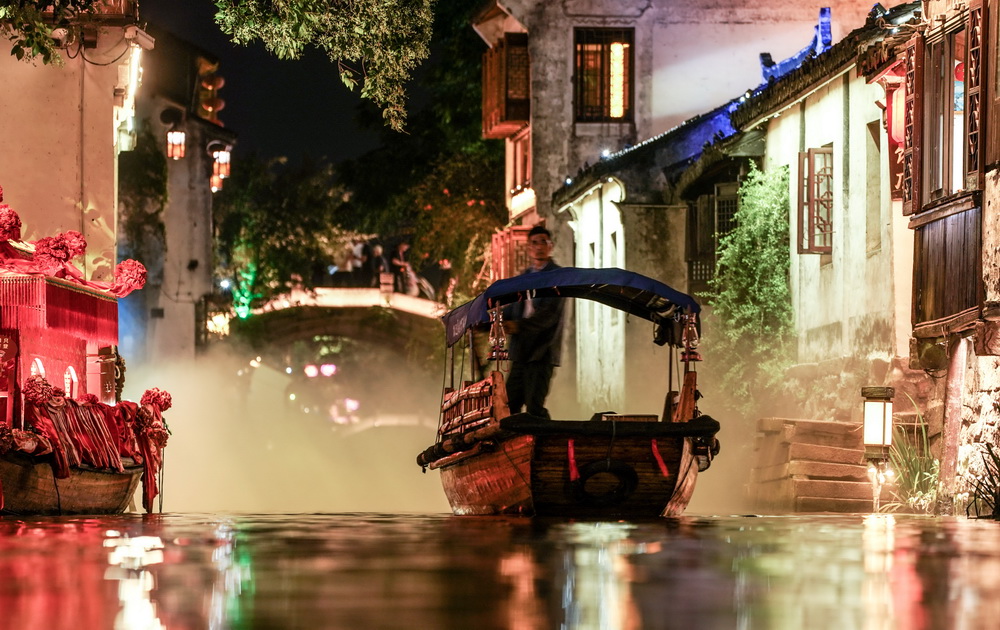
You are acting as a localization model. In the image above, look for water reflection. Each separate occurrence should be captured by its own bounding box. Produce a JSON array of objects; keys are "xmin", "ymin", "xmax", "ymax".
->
[
  {"xmin": 104, "ymin": 532, "xmax": 165, "ymax": 629},
  {"xmin": 0, "ymin": 514, "xmax": 1000, "ymax": 629}
]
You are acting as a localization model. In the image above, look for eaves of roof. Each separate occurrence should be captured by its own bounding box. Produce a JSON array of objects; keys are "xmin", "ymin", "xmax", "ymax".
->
[{"xmin": 730, "ymin": 1, "xmax": 921, "ymax": 130}]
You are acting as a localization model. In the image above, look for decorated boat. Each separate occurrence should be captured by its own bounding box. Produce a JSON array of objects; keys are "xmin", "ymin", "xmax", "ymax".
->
[
  {"xmin": 0, "ymin": 185, "xmax": 170, "ymax": 515},
  {"xmin": 416, "ymin": 267, "xmax": 720, "ymax": 518}
]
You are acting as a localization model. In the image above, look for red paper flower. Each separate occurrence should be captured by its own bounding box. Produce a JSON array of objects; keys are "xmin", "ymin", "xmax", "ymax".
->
[
  {"xmin": 141, "ymin": 387, "xmax": 172, "ymax": 411},
  {"xmin": 33, "ymin": 235, "xmax": 71, "ymax": 265},
  {"xmin": 0, "ymin": 204, "xmax": 21, "ymax": 241},
  {"xmin": 22, "ymin": 375, "xmax": 54, "ymax": 406},
  {"xmin": 76, "ymin": 393, "xmax": 100, "ymax": 404},
  {"xmin": 109, "ymin": 259, "xmax": 147, "ymax": 297},
  {"xmin": 63, "ymin": 230, "xmax": 87, "ymax": 258}
]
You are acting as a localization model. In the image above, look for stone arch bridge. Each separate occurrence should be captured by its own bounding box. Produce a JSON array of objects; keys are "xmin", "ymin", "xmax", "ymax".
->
[{"xmin": 232, "ymin": 287, "xmax": 447, "ymax": 355}]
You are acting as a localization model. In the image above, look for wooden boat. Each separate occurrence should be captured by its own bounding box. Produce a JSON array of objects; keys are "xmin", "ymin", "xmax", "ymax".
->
[
  {"xmin": 417, "ymin": 267, "xmax": 720, "ymax": 517},
  {"xmin": 0, "ymin": 452, "xmax": 142, "ymax": 516}
]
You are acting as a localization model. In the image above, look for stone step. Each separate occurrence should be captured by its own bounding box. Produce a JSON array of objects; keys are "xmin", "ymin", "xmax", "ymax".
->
[
  {"xmin": 753, "ymin": 441, "xmax": 865, "ymax": 469},
  {"xmin": 796, "ymin": 496, "xmax": 882, "ymax": 513},
  {"xmin": 752, "ymin": 460, "xmax": 869, "ymax": 484},
  {"xmin": 755, "ymin": 417, "xmax": 862, "ymax": 449}
]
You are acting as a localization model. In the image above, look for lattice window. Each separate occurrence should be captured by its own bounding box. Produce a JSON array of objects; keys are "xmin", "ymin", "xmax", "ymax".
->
[
  {"xmin": 574, "ymin": 28, "xmax": 633, "ymax": 123},
  {"xmin": 923, "ymin": 27, "xmax": 967, "ymax": 201},
  {"xmin": 798, "ymin": 147, "xmax": 834, "ymax": 254}
]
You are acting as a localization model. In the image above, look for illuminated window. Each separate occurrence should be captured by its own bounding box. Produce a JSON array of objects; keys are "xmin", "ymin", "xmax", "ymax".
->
[
  {"xmin": 30, "ymin": 358, "xmax": 45, "ymax": 377},
  {"xmin": 574, "ymin": 29, "xmax": 633, "ymax": 123},
  {"xmin": 798, "ymin": 146, "xmax": 834, "ymax": 254},
  {"xmin": 923, "ymin": 28, "xmax": 966, "ymax": 201},
  {"xmin": 64, "ymin": 366, "xmax": 78, "ymax": 398}
]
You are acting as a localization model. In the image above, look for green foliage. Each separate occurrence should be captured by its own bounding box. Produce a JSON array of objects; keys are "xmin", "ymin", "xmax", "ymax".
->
[
  {"xmin": 967, "ymin": 442, "xmax": 1000, "ymax": 519},
  {"xmin": 704, "ymin": 162, "xmax": 795, "ymax": 416},
  {"xmin": 1, "ymin": 1, "xmax": 98, "ymax": 64},
  {"xmin": 214, "ymin": 155, "xmax": 353, "ymax": 311},
  {"xmin": 118, "ymin": 121, "xmax": 168, "ymax": 265},
  {"xmin": 213, "ymin": 0, "xmax": 435, "ymax": 132},
  {"xmin": 883, "ymin": 398, "xmax": 939, "ymax": 513}
]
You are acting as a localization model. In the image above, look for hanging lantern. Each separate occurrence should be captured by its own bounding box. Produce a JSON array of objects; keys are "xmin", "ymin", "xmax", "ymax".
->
[
  {"xmin": 862, "ymin": 386, "xmax": 894, "ymax": 459},
  {"xmin": 888, "ymin": 85, "xmax": 906, "ymax": 145},
  {"xmin": 210, "ymin": 174, "xmax": 224, "ymax": 193},
  {"xmin": 213, "ymin": 149, "xmax": 231, "ymax": 179},
  {"xmin": 166, "ymin": 130, "xmax": 186, "ymax": 160}
]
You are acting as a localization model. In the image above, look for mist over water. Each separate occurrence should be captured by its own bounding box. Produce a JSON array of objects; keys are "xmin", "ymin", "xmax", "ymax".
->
[
  {"xmin": 117, "ymin": 330, "xmax": 769, "ymax": 517},
  {"xmin": 121, "ymin": 346, "xmax": 451, "ymax": 514}
]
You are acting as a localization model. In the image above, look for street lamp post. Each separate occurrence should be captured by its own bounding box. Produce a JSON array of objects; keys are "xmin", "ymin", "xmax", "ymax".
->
[{"xmin": 862, "ymin": 386, "xmax": 895, "ymax": 512}]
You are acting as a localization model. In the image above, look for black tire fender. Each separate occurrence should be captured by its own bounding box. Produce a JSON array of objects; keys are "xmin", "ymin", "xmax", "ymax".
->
[{"xmin": 567, "ymin": 459, "xmax": 639, "ymax": 507}]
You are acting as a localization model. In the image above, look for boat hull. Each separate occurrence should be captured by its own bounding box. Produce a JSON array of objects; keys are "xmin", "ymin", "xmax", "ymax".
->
[
  {"xmin": 0, "ymin": 453, "xmax": 142, "ymax": 516},
  {"xmin": 436, "ymin": 421, "xmax": 703, "ymax": 518}
]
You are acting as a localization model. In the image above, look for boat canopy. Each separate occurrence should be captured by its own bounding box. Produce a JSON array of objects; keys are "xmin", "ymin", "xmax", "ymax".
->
[{"xmin": 443, "ymin": 267, "xmax": 699, "ymax": 346}]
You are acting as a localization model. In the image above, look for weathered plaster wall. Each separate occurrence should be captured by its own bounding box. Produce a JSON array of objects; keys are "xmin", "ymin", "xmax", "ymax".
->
[
  {"xmin": 759, "ymin": 64, "xmax": 921, "ymax": 422},
  {"xmin": 121, "ymin": 96, "xmax": 218, "ymax": 366},
  {"xmin": 563, "ymin": 180, "xmax": 627, "ymax": 411},
  {"xmin": 0, "ymin": 28, "xmax": 134, "ymax": 282}
]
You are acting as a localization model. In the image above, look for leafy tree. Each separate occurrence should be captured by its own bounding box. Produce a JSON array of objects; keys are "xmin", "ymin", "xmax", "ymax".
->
[
  {"xmin": 214, "ymin": 155, "xmax": 353, "ymax": 316},
  {"xmin": 3, "ymin": 0, "xmax": 433, "ymax": 130},
  {"xmin": 213, "ymin": 0, "xmax": 434, "ymax": 132},
  {"xmin": 0, "ymin": 0, "xmax": 98, "ymax": 63},
  {"xmin": 335, "ymin": 0, "xmax": 505, "ymax": 293},
  {"xmin": 406, "ymin": 148, "xmax": 506, "ymax": 294},
  {"xmin": 704, "ymin": 162, "xmax": 795, "ymax": 417}
]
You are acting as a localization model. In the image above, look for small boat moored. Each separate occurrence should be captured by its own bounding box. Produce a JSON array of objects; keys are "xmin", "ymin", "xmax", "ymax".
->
[
  {"xmin": 0, "ymin": 184, "xmax": 170, "ymax": 515},
  {"xmin": 417, "ymin": 267, "xmax": 720, "ymax": 518}
]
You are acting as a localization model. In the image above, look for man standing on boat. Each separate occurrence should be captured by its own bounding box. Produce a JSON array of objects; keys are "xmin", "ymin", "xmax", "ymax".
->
[{"xmin": 502, "ymin": 225, "xmax": 565, "ymax": 419}]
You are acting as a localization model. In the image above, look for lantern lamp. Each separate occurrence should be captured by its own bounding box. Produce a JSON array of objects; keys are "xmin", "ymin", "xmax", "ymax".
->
[
  {"xmin": 210, "ymin": 174, "xmax": 223, "ymax": 193},
  {"xmin": 862, "ymin": 386, "xmax": 894, "ymax": 460},
  {"xmin": 213, "ymin": 149, "xmax": 232, "ymax": 179},
  {"xmin": 166, "ymin": 130, "xmax": 186, "ymax": 160}
]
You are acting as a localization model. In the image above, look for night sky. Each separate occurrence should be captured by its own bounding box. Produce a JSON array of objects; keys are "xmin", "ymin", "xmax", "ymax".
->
[{"xmin": 138, "ymin": 0, "xmax": 381, "ymax": 163}]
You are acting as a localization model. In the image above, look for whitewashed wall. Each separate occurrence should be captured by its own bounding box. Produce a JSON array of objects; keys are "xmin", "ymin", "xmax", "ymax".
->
[{"xmin": 0, "ymin": 27, "xmax": 139, "ymax": 282}]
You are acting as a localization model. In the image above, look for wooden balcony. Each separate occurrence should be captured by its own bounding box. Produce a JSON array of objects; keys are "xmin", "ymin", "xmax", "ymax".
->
[
  {"xmin": 490, "ymin": 226, "xmax": 532, "ymax": 282},
  {"xmin": 911, "ymin": 193, "xmax": 983, "ymax": 335},
  {"xmin": 482, "ymin": 33, "xmax": 529, "ymax": 139}
]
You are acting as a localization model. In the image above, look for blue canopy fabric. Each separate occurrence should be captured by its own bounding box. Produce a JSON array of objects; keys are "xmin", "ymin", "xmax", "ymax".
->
[{"xmin": 442, "ymin": 266, "xmax": 699, "ymax": 346}]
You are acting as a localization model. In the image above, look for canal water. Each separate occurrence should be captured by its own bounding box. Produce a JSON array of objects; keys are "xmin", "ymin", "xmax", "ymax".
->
[
  {"xmin": 11, "ymin": 358, "xmax": 986, "ymax": 628},
  {"xmin": 1, "ymin": 512, "xmax": 998, "ymax": 629}
]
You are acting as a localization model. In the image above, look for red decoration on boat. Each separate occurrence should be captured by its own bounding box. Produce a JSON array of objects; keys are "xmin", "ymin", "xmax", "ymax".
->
[
  {"xmin": 0, "ymin": 205, "xmax": 21, "ymax": 241},
  {"xmin": 108, "ymin": 258, "xmax": 147, "ymax": 298},
  {"xmin": 140, "ymin": 387, "xmax": 172, "ymax": 412}
]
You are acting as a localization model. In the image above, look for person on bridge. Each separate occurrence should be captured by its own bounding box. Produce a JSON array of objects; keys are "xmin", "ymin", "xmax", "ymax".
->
[
  {"xmin": 391, "ymin": 242, "xmax": 415, "ymax": 295},
  {"xmin": 502, "ymin": 225, "xmax": 564, "ymax": 420}
]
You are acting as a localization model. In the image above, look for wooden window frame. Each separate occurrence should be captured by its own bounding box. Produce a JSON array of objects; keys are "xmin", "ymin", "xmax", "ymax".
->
[
  {"xmin": 573, "ymin": 28, "xmax": 634, "ymax": 123},
  {"xmin": 798, "ymin": 147, "xmax": 834, "ymax": 254}
]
